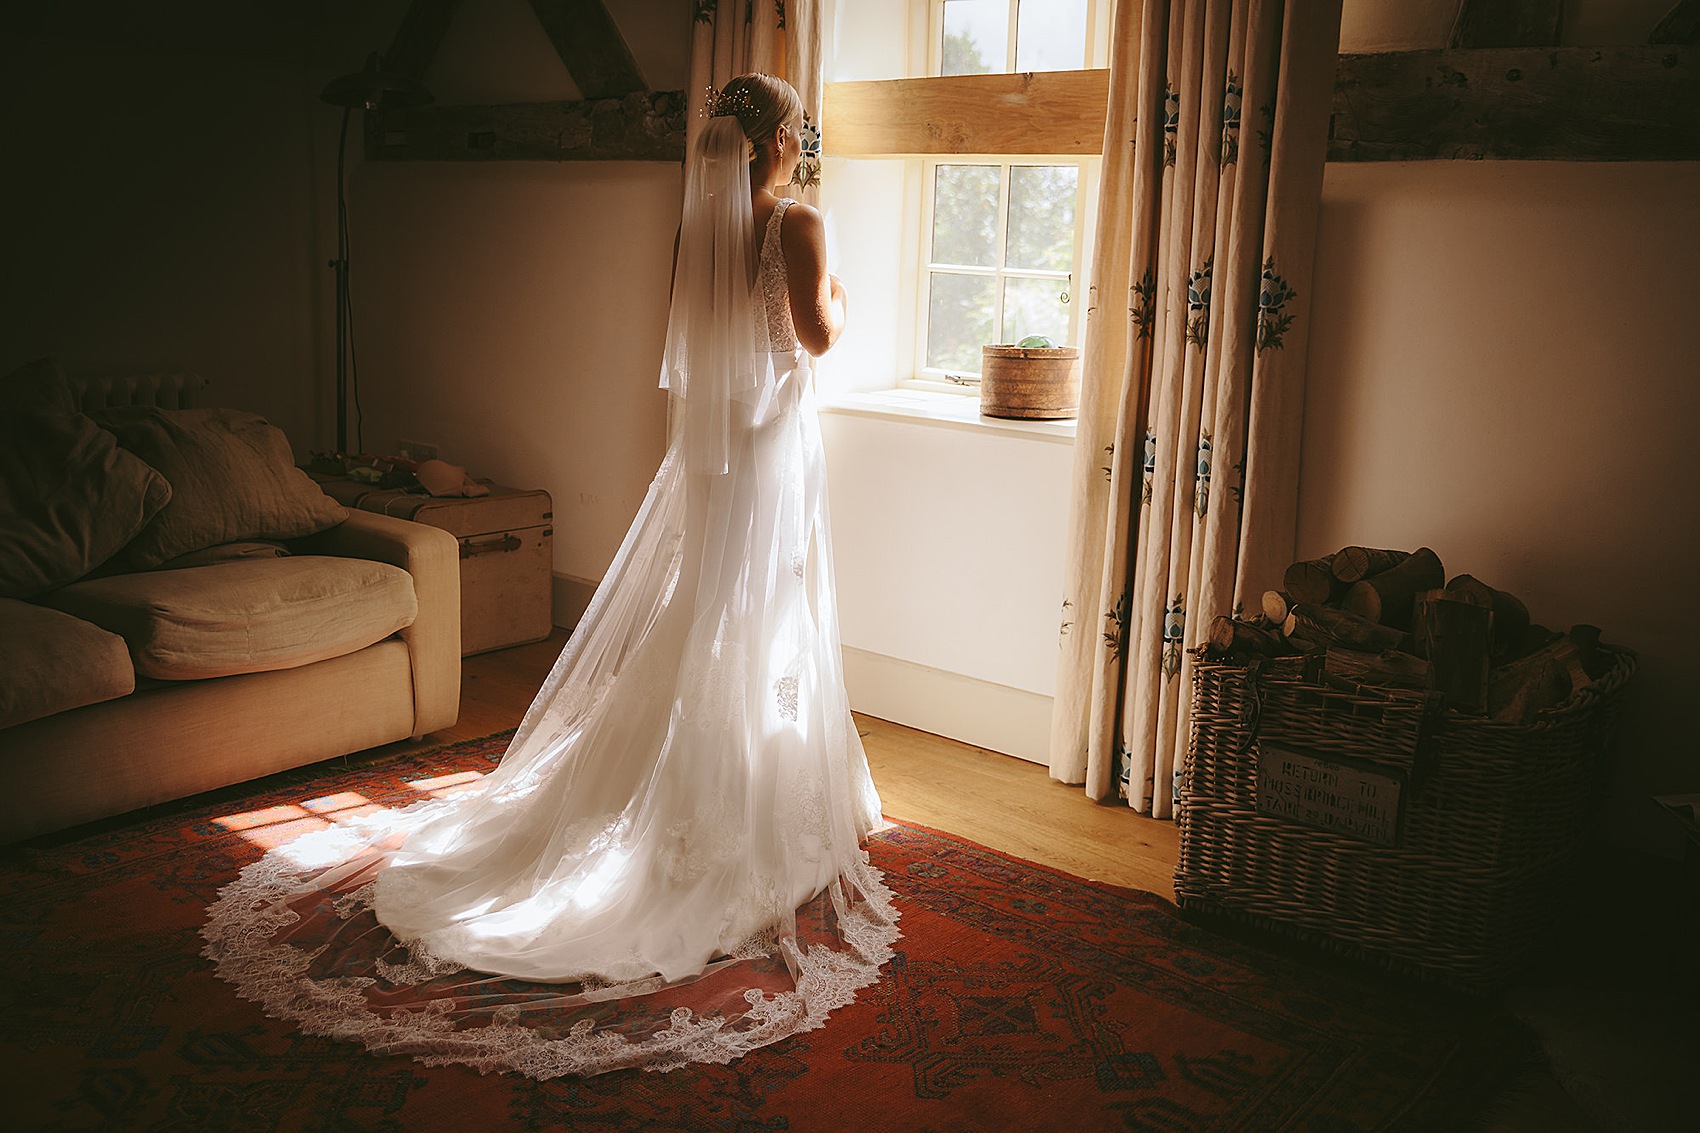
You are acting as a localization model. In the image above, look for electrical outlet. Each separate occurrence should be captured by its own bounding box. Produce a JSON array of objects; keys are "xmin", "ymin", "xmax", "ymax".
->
[{"xmin": 399, "ymin": 440, "xmax": 438, "ymax": 462}]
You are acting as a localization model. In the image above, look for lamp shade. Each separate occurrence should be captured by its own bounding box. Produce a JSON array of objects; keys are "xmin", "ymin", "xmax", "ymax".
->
[{"xmin": 320, "ymin": 51, "xmax": 434, "ymax": 111}]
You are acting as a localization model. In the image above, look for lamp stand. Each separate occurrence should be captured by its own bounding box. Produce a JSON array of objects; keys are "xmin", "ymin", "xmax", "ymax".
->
[
  {"xmin": 331, "ymin": 105, "xmax": 354, "ymax": 456},
  {"xmin": 319, "ymin": 51, "xmax": 432, "ymax": 458}
]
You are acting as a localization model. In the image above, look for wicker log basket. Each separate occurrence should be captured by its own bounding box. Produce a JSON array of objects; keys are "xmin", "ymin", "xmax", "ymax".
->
[{"xmin": 1174, "ymin": 645, "xmax": 1636, "ymax": 994}]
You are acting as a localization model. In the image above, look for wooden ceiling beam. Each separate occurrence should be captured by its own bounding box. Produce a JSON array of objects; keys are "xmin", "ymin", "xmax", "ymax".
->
[
  {"xmin": 823, "ymin": 71, "xmax": 1112, "ymax": 157},
  {"xmin": 1448, "ymin": 0, "xmax": 1564, "ymax": 48},
  {"xmin": 526, "ymin": 0, "xmax": 647, "ymax": 99},
  {"xmin": 1651, "ymin": 0, "xmax": 1700, "ymax": 44},
  {"xmin": 383, "ymin": 0, "xmax": 463, "ymax": 80},
  {"xmin": 366, "ymin": 90, "xmax": 685, "ymax": 162},
  {"xmin": 1330, "ymin": 46, "xmax": 1699, "ymax": 162},
  {"xmin": 819, "ymin": 47, "xmax": 1698, "ymax": 163}
]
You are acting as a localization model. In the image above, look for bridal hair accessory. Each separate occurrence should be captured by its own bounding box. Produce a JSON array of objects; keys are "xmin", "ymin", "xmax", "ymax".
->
[{"xmin": 704, "ymin": 84, "xmax": 757, "ymax": 120}]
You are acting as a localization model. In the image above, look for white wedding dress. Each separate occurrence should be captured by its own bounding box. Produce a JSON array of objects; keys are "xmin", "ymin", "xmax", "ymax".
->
[{"xmin": 202, "ymin": 120, "xmax": 900, "ymax": 1078}]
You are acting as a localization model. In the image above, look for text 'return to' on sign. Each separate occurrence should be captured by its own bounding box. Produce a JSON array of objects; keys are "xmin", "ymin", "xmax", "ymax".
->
[{"xmin": 1255, "ymin": 743, "xmax": 1404, "ymax": 847}]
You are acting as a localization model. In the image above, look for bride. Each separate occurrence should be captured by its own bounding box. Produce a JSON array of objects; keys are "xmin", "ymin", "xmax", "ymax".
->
[{"xmin": 203, "ymin": 73, "xmax": 900, "ymax": 1078}]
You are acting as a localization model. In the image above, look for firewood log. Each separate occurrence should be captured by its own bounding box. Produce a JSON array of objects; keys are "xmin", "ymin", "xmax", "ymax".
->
[
  {"xmin": 1207, "ymin": 615, "xmax": 1290, "ymax": 658},
  {"xmin": 1567, "ymin": 624, "xmax": 1610, "ymax": 681},
  {"xmin": 1414, "ymin": 590, "xmax": 1494, "ymax": 712},
  {"xmin": 1330, "ymin": 546, "xmax": 1411, "ymax": 583},
  {"xmin": 1341, "ymin": 547, "xmax": 1445, "ymax": 629},
  {"xmin": 1504, "ymin": 621, "xmax": 1563, "ymax": 662},
  {"xmin": 1282, "ymin": 558, "xmax": 1341, "ymax": 606},
  {"xmin": 1324, "ymin": 647, "xmax": 1433, "ymax": 691},
  {"xmin": 1261, "ymin": 590, "xmax": 1291, "ymax": 625},
  {"xmin": 1444, "ymin": 574, "xmax": 1531, "ymax": 661},
  {"xmin": 1284, "ymin": 602, "xmax": 1409, "ymax": 653},
  {"xmin": 1488, "ymin": 637, "xmax": 1581, "ymax": 724}
]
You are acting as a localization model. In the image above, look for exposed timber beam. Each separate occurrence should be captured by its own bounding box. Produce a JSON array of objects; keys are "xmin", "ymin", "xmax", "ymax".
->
[
  {"xmin": 820, "ymin": 47, "xmax": 1698, "ymax": 163},
  {"xmin": 1651, "ymin": 0, "xmax": 1700, "ymax": 44},
  {"xmin": 1330, "ymin": 47, "xmax": 1700, "ymax": 162},
  {"xmin": 823, "ymin": 71, "xmax": 1111, "ymax": 157},
  {"xmin": 383, "ymin": 0, "xmax": 463, "ymax": 80},
  {"xmin": 367, "ymin": 90, "xmax": 685, "ymax": 162},
  {"xmin": 1448, "ymin": 0, "xmax": 1564, "ymax": 48},
  {"xmin": 526, "ymin": 0, "xmax": 647, "ymax": 99}
]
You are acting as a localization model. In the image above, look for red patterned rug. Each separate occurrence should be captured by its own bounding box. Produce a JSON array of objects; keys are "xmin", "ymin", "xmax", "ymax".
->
[{"xmin": 1, "ymin": 732, "xmax": 1531, "ymax": 1131}]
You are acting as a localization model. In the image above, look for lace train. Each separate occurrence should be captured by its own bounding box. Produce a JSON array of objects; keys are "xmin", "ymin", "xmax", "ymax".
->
[{"xmin": 202, "ymin": 801, "xmax": 900, "ymax": 1078}]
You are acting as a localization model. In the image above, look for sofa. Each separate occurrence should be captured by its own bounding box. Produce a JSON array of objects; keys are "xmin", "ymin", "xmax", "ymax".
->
[{"xmin": 0, "ymin": 361, "xmax": 461, "ymax": 843}]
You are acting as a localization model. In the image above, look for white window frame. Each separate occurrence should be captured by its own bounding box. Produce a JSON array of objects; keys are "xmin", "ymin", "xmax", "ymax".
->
[
  {"xmin": 927, "ymin": 0, "xmax": 1112, "ymax": 76},
  {"xmin": 818, "ymin": 0, "xmax": 1111, "ymax": 398},
  {"xmin": 908, "ymin": 156, "xmax": 1098, "ymax": 392},
  {"xmin": 892, "ymin": 0, "xmax": 1108, "ymax": 393}
]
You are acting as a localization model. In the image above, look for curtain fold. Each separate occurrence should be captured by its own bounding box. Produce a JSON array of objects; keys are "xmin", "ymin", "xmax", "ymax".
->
[
  {"xmin": 1049, "ymin": 0, "xmax": 1342, "ymax": 816},
  {"xmin": 687, "ymin": 1, "xmax": 823, "ymax": 205}
]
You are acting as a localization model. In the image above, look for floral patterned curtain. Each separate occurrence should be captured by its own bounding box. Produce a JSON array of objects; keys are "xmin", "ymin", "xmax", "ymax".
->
[
  {"xmin": 687, "ymin": 0, "xmax": 824, "ymax": 204},
  {"xmin": 1048, "ymin": 0, "xmax": 1341, "ymax": 816}
]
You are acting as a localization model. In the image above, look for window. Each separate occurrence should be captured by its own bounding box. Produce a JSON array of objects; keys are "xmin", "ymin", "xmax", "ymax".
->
[
  {"xmin": 937, "ymin": 0, "xmax": 1091, "ymax": 76},
  {"xmin": 912, "ymin": 0, "xmax": 1101, "ymax": 387},
  {"xmin": 821, "ymin": 0, "xmax": 1109, "ymax": 396},
  {"xmin": 921, "ymin": 161, "xmax": 1086, "ymax": 382}
]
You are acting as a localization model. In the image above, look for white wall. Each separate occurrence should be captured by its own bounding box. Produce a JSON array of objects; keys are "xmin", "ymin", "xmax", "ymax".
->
[
  {"xmin": 820, "ymin": 410, "xmax": 1073, "ymax": 762},
  {"xmin": 0, "ymin": 35, "xmax": 327, "ymax": 441},
  {"xmin": 815, "ymin": 3, "xmax": 1074, "ymax": 761},
  {"xmin": 817, "ymin": 157, "xmax": 914, "ymax": 395},
  {"xmin": 1303, "ymin": 160, "xmax": 1700, "ymax": 854},
  {"xmin": 349, "ymin": 0, "xmax": 689, "ymax": 606}
]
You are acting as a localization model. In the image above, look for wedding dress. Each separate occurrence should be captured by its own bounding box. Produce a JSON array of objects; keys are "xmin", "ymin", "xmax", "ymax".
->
[{"xmin": 202, "ymin": 117, "xmax": 900, "ymax": 1078}]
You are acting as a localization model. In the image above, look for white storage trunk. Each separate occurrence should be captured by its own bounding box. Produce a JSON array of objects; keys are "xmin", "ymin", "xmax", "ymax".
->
[{"xmin": 320, "ymin": 482, "xmax": 554, "ymax": 655}]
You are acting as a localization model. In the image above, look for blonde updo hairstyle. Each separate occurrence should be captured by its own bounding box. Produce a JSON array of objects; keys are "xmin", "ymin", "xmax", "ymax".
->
[{"xmin": 711, "ymin": 73, "xmax": 803, "ymax": 154}]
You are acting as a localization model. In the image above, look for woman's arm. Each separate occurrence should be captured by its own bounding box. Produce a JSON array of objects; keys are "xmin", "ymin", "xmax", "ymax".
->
[{"xmin": 780, "ymin": 202, "xmax": 847, "ymax": 356}]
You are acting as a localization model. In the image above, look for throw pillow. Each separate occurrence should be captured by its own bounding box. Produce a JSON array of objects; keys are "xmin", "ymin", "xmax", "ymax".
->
[
  {"xmin": 0, "ymin": 357, "xmax": 77, "ymax": 413},
  {"xmin": 0, "ymin": 409, "xmax": 172, "ymax": 598},
  {"xmin": 92, "ymin": 407, "xmax": 347, "ymax": 570}
]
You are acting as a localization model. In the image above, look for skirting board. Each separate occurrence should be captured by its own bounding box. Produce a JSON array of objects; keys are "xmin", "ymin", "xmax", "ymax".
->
[
  {"xmin": 551, "ymin": 573, "xmax": 599, "ymax": 631},
  {"xmin": 840, "ymin": 646, "xmax": 1053, "ymax": 765}
]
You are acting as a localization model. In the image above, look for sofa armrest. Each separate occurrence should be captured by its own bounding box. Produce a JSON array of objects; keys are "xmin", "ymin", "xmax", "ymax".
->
[{"xmin": 300, "ymin": 510, "xmax": 461, "ymax": 737}]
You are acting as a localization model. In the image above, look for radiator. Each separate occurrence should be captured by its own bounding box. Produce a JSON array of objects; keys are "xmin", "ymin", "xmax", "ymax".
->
[{"xmin": 68, "ymin": 371, "xmax": 209, "ymax": 411}]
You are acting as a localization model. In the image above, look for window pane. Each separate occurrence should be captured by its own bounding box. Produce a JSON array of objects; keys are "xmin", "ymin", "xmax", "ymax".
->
[
  {"xmin": 1005, "ymin": 165, "xmax": 1078, "ymax": 272},
  {"xmin": 927, "ymin": 273, "xmax": 997, "ymax": 372},
  {"xmin": 1015, "ymin": 0, "xmax": 1088, "ymax": 72},
  {"xmin": 931, "ymin": 164, "xmax": 1002, "ymax": 267},
  {"xmin": 942, "ymin": 0, "xmax": 1007, "ymax": 75},
  {"xmin": 1001, "ymin": 276, "xmax": 1070, "ymax": 345}
]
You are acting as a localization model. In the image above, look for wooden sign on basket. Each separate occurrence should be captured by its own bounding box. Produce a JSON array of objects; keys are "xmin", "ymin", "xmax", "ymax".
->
[{"xmin": 1255, "ymin": 743, "xmax": 1405, "ymax": 847}]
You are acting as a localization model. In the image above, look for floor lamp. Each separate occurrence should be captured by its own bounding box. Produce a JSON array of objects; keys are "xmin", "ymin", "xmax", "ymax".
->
[{"xmin": 319, "ymin": 52, "xmax": 433, "ymax": 456}]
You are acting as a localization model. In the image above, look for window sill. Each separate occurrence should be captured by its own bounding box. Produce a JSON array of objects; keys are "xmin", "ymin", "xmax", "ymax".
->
[{"xmin": 817, "ymin": 387, "xmax": 1078, "ymax": 444}]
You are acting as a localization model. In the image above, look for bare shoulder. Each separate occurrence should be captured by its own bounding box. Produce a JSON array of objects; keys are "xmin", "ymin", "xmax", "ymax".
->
[{"xmin": 779, "ymin": 199, "xmax": 825, "ymax": 243}]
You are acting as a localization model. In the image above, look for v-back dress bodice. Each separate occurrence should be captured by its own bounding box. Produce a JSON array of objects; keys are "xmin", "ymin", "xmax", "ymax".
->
[{"xmin": 757, "ymin": 197, "xmax": 799, "ymax": 353}]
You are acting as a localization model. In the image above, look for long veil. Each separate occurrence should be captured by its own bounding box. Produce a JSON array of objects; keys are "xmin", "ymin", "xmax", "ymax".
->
[
  {"xmin": 659, "ymin": 114, "xmax": 765, "ymax": 476},
  {"xmin": 201, "ymin": 114, "xmax": 899, "ymax": 1078}
]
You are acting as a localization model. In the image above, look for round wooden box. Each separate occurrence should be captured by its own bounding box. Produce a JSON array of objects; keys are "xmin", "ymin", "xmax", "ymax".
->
[{"xmin": 979, "ymin": 345, "xmax": 1081, "ymax": 420}]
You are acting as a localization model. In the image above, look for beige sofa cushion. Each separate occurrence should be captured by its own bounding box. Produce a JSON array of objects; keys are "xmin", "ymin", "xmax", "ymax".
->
[
  {"xmin": 41, "ymin": 556, "xmax": 418, "ymax": 681},
  {"xmin": 0, "ymin": 598, "xmax": 135, "ymax": 728},
  {"xmin": 92, "ymin": 407, "xmax": 347, "ymax": 570},
  {"xmin": 0, "ymin": 410, "xmax": 173, "ymax": 598}
]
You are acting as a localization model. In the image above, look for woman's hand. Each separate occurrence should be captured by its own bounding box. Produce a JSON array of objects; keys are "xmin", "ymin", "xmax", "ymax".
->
[{"xmin": 828, "ymin": 274, "xmax": 848, "ymax": 323}]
